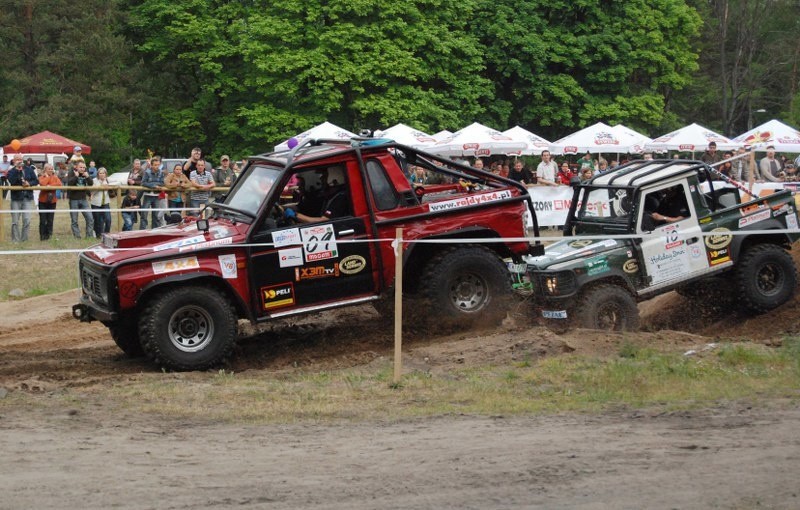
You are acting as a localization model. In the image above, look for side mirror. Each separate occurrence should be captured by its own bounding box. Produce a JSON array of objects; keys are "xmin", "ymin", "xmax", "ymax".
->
[
  {"xmin": 196, "ymin": 218, "xmax": 209, "ymax": 233},
  {"xmin": 569, "ymin": 176, "xmax": 582, "ymax": 187}
]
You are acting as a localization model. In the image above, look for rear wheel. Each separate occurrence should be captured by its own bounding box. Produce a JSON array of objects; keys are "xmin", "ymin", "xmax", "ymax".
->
[
  {"xmin": 735, "ymin": 244, "xmax": 797, "ymax": 313},
  {"xmin": 573, "ymin": 284, "xmax": 640, "ymax": 331},
  {"xmin": 419, "ymin": 246, "xmax": 511, "ymax": 324},
  {"xmin": 139, "ymin": 285, "xmax": 238, "ymax": 371}
]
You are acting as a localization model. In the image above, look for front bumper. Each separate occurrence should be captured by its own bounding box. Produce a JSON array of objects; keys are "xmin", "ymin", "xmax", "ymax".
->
[{"xmin": 72, "ymin": 294, "xmax": 118, "ymax": 323}]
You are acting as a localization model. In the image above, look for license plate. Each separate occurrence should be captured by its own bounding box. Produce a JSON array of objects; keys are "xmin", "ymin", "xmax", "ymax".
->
[{"xmin": 542, "ymin": 310, "xmax": 568, "ymax": 319}]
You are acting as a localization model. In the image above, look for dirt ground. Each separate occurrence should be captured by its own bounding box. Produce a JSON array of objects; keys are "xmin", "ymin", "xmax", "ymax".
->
[{"xmin": 1, "ymin": 279, "xmax": 800, "ymax": 508}]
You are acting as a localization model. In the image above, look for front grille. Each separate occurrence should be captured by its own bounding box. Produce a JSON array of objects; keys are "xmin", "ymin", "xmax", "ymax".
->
[{"xmin": 80, "ymin": 260, "xmax": 110, "ymax": 306}]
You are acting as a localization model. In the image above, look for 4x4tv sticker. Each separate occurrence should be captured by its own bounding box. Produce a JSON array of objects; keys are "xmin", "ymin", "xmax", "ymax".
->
[
  {"xmin": 261, "ymin": 283, "xmax": 295, "ymax": 310},
  {"xmin": 301, "ymin": 224, "xmax": 338, "ymax": 262}
]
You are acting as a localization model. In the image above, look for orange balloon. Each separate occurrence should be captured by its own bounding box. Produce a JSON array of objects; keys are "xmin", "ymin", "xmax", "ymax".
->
[{"xmin": 9, "ymin": 139, "xmax": 21, "ymax": 151}]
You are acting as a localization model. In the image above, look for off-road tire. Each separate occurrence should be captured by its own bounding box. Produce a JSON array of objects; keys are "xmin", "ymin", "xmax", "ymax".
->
[
  {"xmin": 735, "ymin": 244, "xmax": 797, "ymax": 313},
  {"xmin": 419, "ymin": 245, "xmax": 511, "ymax": 324},
  {"xmin": 108, "ymin": 313, "xmax": 144, "ymax": 357},
  {"xmin": 139, "ymin": 285, "xmax": 238, "ymax": 371},
  {"xmin": 573, "ymin": 284, "xmax": 640, "ymax": 331}
]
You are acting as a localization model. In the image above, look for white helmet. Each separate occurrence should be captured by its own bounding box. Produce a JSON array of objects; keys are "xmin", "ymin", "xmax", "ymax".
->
[{"xmin": 326, "ymin": 166, "xmax": 345, "ymax": 186}]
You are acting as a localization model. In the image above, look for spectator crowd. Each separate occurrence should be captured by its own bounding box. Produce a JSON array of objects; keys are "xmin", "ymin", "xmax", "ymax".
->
[
  {"xmin": 0, "ymin": 146, "xmax": 241, "ymax": 242},
  {"xmin": 1, "ymin": 142, "xmax": 799, "ymax": 243}
]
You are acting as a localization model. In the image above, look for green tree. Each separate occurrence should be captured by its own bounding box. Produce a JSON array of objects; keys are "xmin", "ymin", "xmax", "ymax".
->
[
  {"xmin": 0, "ymin": 0, "xmax": 139, "ymax": 169},
  {"xmin": 235, "ymin": 0, "xmax": 492, "ymax": 150},
  {"xmin": 473, "ymin": 0, "xmax": 701, "ymax": 140},
  {"xmin": 677, "ymin": 0, "xmax": 800, "ymax": 136}
]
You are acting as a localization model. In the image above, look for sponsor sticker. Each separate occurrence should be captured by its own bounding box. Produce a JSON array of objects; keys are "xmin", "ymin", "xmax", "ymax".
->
[
  {"xmin": 787, "ymin": 211, "xmax": 799, "ymax": 230},
  {"xmin": 339, "ymin": 255, "xmax": 367, "ymax": 275},
  {"xmin": 273, "ymin": 227, "xmax": 301, "ymax": 248},
  {"xmin": 301, "ymin": 224, "xmax": 338, "ymax": 263},
  {"xmin": 738, "ymin": 209, "xmax": 771, "ymax": 228},
  {"xmin": 295, "ymin": 263, "xmax": 340, "ymax": 281},
  {"xmin": 705, "ymin": 228, "xmax": 732, "ymax": 249},
  {"xmin": 427, "ymin": 190, "xmax": 513, "ymax": 213},
  {"xmin": 623, "ymin": 259, "xmax": 639, "ymax": 274},
  {"xmin": 569, "ymin": 239, "xmax": 593, "ymax": 249},
  {"xmin": 178, "ymin": 237, "xmax": 233, "ymax": 252},
  {"xmin": 91, "ymin": 247, "xmax": 112, "ymax": 260},
  {"xmin": 261, "ymin": 283, "xmax": 295, "ymax": 310},
  {"xmin": 278, "ymin": 247, "xmax": 304, "ymax": 268},
  {"xmin": 218, "ymin": 254, "xmax": 237, "ymax": 279},
  {"xmin": 586, "ymin": 256, "xmax": 609, "ymax": 276},
  {"xmin": 664, "ymin": 225, "xmax": 683, "ymax": 250},
  {"xmin": 707, "ymin": 247, "xmax": 732, "ymax": 266},
  {"xmin": 152, "ymin": 256, "xmax": 199, "ymax": 275},
  {"xmin": 153, "ymin": 235, "xmax": 205, "ymax": 252}
]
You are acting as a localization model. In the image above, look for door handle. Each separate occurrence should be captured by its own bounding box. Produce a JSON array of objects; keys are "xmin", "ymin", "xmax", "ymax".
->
[
  {"xmin": 338, "ymin": 229, "xmax": 355, "ymax": 236},
  {"xmin": 687, "ymin": 237, "xmax": 699, "ymax": 244}
]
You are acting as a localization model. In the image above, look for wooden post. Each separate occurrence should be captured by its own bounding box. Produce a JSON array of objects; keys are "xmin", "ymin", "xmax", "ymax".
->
[
  {"xmin": 115, "ymin": 187, "xmax": 123, "ymax": 231},
  {"xmin": 393, "ymin": 227, "xmax": 403, "ymax": 384}
]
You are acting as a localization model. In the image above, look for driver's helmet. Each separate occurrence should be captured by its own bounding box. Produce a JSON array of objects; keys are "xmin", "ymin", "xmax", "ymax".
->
[{"xmin": 325, "ymin": 166, "xmax": 346, "ymax": 187}]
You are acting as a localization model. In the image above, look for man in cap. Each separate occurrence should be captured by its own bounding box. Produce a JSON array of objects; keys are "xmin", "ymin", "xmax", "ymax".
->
[
  {"xmin": 213, "ymin": 155, "xmax": 236, "ymax": 202},
  {"xmin": 7, "ymin": 153, "xmax": 39, "ymax": 242}
]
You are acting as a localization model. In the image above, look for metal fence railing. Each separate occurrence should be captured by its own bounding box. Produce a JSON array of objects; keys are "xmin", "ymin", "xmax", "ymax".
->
[{"xmin": 0, "ymin": 184, "xmax": 230, "ymax": 239}]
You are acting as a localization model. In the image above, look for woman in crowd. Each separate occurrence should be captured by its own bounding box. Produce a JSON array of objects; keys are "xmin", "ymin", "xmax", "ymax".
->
[
  {"xmin": 90, "ymin": 167, "xmax": 114, "ymax": 237},
  {"xmin": 37, "ymin": 163, "xmax": 61, "ymax": 241}
]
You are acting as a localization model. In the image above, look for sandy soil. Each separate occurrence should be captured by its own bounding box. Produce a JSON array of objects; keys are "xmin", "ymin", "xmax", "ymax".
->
[{"xmin": 1, "ymin": 278, "xmax": 800, "ymax": 508}]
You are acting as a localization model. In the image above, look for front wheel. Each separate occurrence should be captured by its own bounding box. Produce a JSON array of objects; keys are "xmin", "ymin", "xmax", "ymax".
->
[
  {"xmin": 108, "ymin": 313, "xmax": 144, "ymax": 357},
  {"xmin": 419, "ymin": 246, "xmax": 511, "ymax": 324},
  {"xmin": 735, "ymin": 244, "xmax": 797, "ymax": 313},
  {"xmin": 139, "ymin": 285, "xmax": 238, "ymax": 371},
  {"xmin": 573, "ymin": 284, "xmax": 640, "ymax": 331}
]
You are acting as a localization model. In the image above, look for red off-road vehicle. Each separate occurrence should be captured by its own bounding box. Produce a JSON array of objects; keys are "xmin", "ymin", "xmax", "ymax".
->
[{"xmin": 73, "ymin": 137, "xmax": 542, "ymax": 370}]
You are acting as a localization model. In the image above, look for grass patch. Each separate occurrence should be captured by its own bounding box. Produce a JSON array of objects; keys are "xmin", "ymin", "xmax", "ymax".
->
[
  {"xmin": 0, "ymin": 201, "xmax": 101, "ymax": 300},
  {"xmin": 77, "ymin": 339, "xmax": 800, "ymax": 425}
]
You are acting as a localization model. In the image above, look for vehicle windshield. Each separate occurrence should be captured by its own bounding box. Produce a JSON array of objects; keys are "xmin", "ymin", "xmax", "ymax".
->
[
  {"xmin": 575, "ymin": 186, "xmax": 634, "ymax": 225},
  {"xmin": 225, "ymin": 164, "xmax": 282, "ymax": 215}
]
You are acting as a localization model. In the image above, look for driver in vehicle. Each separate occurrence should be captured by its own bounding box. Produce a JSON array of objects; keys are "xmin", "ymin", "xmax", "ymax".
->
[{"xmin": 283, "ymin": 166, "xmax": 348, "ymax": 223}]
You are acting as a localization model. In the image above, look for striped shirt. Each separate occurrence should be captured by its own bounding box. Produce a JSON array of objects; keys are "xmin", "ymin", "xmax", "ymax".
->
[{"xmin": 190, "ymin": 170, "xmax": 213, "ymax": 202}]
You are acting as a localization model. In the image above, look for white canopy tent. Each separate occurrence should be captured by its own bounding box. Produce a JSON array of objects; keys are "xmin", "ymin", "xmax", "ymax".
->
[
  {"xmin": 502, "ymin": 126, "xmax": 551, "ymax": 156},
  {"xmin": 274, "ymin": 121, "xmax": 357, "ymax": 152},
  {"xmin": 426, "ymin": 122, "xmax": 526, "ymax": 157},
  {"xmin": 611, "ymin": 124, "xmax": 652, "ymax": 154},
  {"xmin": 431, "ymin": 130, "xmax": 453, "ymax": 142},
  {"xmin": 549, "ymin": 122, "xmax": 625, "ymax": 154},
  {"xmin": 732, "ymin": 119, "xmax": 800, "ymax": 153},
  {"xmin": 645, "ymin": 123, "xmax": 740, "ymax": 153},
  {"xmin": 376, "ymin": 123, "xmax": 436, "ymax": 148}
]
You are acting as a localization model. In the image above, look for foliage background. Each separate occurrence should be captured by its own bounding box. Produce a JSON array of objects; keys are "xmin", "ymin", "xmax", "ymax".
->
[{"xmin": 0, "ymin": 0, "xmax": 797, "ymax": 170}]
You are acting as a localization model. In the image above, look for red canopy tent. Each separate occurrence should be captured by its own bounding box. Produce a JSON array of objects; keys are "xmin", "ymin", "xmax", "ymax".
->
[{"xmin": 3, "ymin": 130, "xmax": 91, "ymax": 154}]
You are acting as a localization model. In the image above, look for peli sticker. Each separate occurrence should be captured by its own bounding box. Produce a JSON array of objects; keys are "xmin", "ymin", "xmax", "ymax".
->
[{"xmin": 261, "ymin": 283, "xmax": 295, "ymax": 309}]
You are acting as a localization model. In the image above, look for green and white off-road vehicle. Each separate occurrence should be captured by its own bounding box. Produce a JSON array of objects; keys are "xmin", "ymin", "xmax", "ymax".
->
[{"xmin": 523, "ymin": 158, "xmax": 800, "ymax": 330}]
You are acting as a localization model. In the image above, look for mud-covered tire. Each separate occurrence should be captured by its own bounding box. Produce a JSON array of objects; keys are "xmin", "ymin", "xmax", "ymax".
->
[
  {"xmin": 419, "ymin": 245, "xmax": 511, "ymax": 324},
  {"xmin": 139, "ymin": 285, "xmax": 238, "ymax": 371},
  {"xmin": 735, "ymin": 244, "xmax": 797, "ymax": 313},
  {"xmin": 108, "ymin": 314, "xmax": 144, "ymax": 357},
  {"xmin": 573, "ymin": 284, "xmax": 640, "ymax": 331}
]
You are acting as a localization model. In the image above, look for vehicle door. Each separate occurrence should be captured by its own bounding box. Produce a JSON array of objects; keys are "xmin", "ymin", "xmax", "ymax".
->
[
  {"xmin": 636, "ymin": 181, "xmax": 711, "ymax": 287},
  {"xmin": 247, "ymin": 160, "xmax": 378, "ymax": 317}
]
